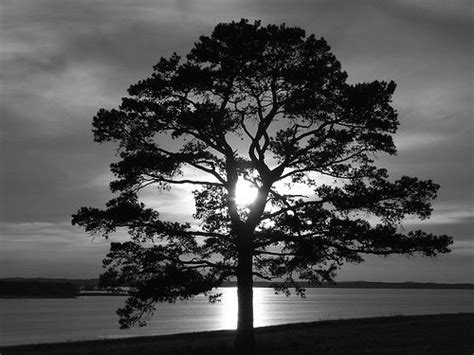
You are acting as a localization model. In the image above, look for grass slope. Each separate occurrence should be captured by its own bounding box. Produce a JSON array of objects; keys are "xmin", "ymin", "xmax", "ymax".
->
[{"xmin": 2, "ymin": 313, "xmax": 473, "ymax": 354}]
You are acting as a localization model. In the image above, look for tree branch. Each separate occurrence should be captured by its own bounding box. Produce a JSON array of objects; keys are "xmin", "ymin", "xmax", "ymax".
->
[{"xmin": 158, "ymin": 177, "xmax": 223, "ymax": 187}]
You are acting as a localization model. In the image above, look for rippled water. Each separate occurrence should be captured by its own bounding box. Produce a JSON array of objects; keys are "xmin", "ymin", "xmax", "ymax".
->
[{"xmin": 1, "ymin": 287, "xmax": 473, "ymax": 346}]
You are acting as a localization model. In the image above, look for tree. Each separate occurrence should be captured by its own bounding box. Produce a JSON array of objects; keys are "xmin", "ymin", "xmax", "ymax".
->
[{"xmin": 72, "ymin": 19, "xmax": 452, "ymax": 353}]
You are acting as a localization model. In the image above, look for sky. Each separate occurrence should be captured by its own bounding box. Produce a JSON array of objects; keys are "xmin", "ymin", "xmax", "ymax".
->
[{"xmin": 1, "ymin": 0, "xmax": 472, "ymax": 282}]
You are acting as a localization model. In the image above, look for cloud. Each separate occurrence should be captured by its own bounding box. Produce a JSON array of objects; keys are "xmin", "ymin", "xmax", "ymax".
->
[
  {"xmin": 394, "ymin": 132, "xmax": 448, "ymax": 152},
  {"xmin": 139, "ymin": 185, "xmax": 197, "ymax": 223},
  {"xmin": 0, "ymin": 0, "xmax": 472, "ymax": 280},
  {"xmin": 450, "ymin": 240, "xmax": 474, "ymax": 256},
  {"xmin": 0, "ymin": 221, "xmax": 109, "ymax": 278},
  {"xmin": 403, "ymin": 215, "xmax": 473, "ymax": 235},
  {"xmin": 338, "ymin": 251, "xmax": 474, "ymax": 283}
]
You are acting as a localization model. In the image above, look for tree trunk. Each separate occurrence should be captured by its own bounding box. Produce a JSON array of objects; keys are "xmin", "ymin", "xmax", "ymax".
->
[{"xmin": 233, "ymin": 231, "xmax": 256, "ymax": 354}]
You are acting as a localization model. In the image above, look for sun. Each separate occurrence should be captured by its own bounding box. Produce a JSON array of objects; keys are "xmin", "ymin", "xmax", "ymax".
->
[{"xmin": 234, "ymin": 179, "xmax": 259, "ymax": 207}]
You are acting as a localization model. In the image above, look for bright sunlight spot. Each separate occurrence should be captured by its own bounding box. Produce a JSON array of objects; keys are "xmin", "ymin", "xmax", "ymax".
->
[
  {"xmin": 220, "ymin": 288, "xmax": 238, "ymax": 329},
  {"xmin": 234, "ymin": 179, "xmax": 259, "ymax": 207},
  {"xmin": 219, "ymin": 288, "xmax": 267, "ymax": 329}
]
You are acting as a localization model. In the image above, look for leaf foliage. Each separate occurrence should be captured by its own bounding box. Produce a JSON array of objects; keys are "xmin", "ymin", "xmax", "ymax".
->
[{"xmin": 72, "ymin": 19, "xmax": 452, "ymax": 328}]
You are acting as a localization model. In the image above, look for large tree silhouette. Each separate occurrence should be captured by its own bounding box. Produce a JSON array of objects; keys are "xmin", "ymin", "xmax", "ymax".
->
[{"xmin": 72, "ymin": 19, "xmax": 452, "ymax": 353}]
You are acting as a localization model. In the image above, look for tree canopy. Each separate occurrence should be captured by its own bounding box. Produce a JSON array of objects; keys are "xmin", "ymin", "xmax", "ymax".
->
[{"xmin": 72, "ymin": 19, "xmax": 452, "ymax": 351}]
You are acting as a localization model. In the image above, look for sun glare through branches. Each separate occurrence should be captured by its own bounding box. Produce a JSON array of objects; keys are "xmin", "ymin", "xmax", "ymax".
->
[{"xmin": 234, "ymin": 179, "xmax": 259, "ymax": 207}]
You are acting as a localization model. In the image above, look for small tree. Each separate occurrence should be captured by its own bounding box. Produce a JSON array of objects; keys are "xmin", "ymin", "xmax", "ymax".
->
[{"xmin": 73, "ymin": 19, "xmax": 452, "ymax": 353}]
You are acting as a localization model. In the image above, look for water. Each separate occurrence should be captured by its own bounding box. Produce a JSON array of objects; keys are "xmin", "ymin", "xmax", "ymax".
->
[{"xmin": 1, "ymin": 288, "xmax": 473, "ymax": 346}]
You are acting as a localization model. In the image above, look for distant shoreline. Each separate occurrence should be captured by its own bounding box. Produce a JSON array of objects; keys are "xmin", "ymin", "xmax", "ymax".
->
[
  {"xmin": 224, "ymin": 280, "xmax": 474, "ymax": 290},
  {"xmin": 2, "ymin": 313, "xmax": 473, "ymax": 354},
  {"xmin": 1, "ymin": 277, "xmax": 473, "ymax": 290},
  {"xmin": 0, "ymin": 278, "xmax": 472, "ymax": 298},
  {"xmin": 0, "ymin": 280, "xmax": 79, "ymax": 299}
]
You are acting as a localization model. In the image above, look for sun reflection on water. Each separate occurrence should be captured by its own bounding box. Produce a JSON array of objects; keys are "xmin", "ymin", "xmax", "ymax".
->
[
  {"xmin": 219, "ymin": 288, "xmax": 237, "ymax": 329},
  {"xmin": 218, "ymin": 288, "xmax": 268, "ymax": 329}
]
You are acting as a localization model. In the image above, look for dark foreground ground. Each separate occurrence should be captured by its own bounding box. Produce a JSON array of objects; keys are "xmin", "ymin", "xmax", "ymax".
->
[{"xmin": 2, "ymin": 313, "xmax": 473, "ymax": 355}]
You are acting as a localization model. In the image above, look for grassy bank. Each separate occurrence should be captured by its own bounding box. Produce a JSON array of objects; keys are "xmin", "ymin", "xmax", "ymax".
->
[{"xmin": 2, "ymin": 313, "xmax": 473, "ymax": 354}]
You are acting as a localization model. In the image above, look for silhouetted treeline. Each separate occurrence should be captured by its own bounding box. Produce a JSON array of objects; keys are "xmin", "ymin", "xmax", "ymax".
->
[
  {"xmin": 221, "ymin": 281, "xmax": 474, "ymax": 290},
  {"xmin": 0, "ymin": 280, "xmax": 79, "ymax": 298},
  {"xmin": 326, "ymin": 281, "xmax": 474, "ymax": 289},
  {"xmin": 1, "ymin": 279, "xmax": 471, "ymax": 294}
]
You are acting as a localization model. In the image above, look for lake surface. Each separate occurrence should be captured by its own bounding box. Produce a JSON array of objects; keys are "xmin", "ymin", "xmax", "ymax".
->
[{"xmin": 1, "ymin": 288, "xmax": 473, "ymax": 346}]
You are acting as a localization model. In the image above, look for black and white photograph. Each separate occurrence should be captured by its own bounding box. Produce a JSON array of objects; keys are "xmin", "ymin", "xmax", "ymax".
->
[{"xmin": 1, "ymin": 1, "xmax": 473, "ymax": 354}]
